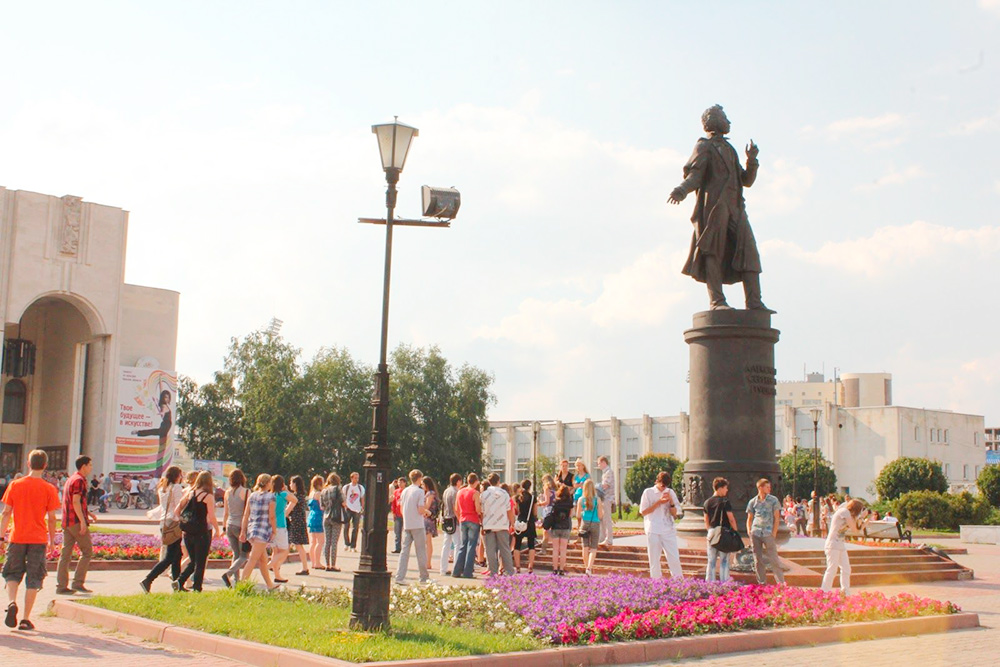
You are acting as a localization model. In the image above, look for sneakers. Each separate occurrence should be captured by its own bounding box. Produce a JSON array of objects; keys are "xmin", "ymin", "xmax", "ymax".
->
[
  {"xmin": 221, "ymin": 573, "xmax": 232, "ymax": 589},
  {"xmin": 139, "ymin": 579, "xmax": 151, "ymax": 594}
]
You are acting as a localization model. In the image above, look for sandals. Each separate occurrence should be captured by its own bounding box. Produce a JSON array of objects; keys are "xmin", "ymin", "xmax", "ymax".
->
[
  {"xmin": 4, "ymin": 602, "xmax": 16, "ymax": 628},
  {"xmin": 295, "ymin": 570, "xmax": 310, "ymax": 576},
  {"xmin": 18, "ymin": 619, "xmax": 34, "ymax": 631}
]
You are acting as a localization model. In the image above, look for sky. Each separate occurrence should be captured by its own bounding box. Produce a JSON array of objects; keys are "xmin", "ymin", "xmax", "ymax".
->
[{"xmin": 1, "ymin": 2, "xmax": 998, "ymax": 424}]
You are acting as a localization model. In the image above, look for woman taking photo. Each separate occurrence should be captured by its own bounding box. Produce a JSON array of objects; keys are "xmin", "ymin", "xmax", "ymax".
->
[
  {"xmin": 307, "ymin": 475, "xmax": 325, "ymax": 574},
  {"xmin": 575, "ymin": 479, "xmax": 603, "ymax": 575},
  {"xmin": 821, "ymin": 499, "xmax": 869, "ymax": 594},
  {"xmin": 139, "ymin": 466, "xmax": 184, "ymax": 593},
  {"xmin": 172, "ymin": 471, "xmax": 220, "ymax": 592},
  {"xmin": 549, "ymin": 484, "xmax": 574, "ymax": 576},
  {"xmin": 220, "ymin": 469, "xmax": 250, "ymax": 588},
  {"xmin": 239, "ymin": 474, "xmax": 278, "ymax": 589},
  {"xmin": 513, "ymin": 479, "xmax": 537, "ymax": 574},
  {"xmin": 320, "ymin": 473, "xmax": 345, "ymax": 571},
  {"xmin": 287, "ymin": 475, "xmax": 311, "ymax": 576}
]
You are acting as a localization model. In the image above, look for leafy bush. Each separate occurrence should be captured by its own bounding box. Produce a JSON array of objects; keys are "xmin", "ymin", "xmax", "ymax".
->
[
  {"xmin": 891, "ymin": 490, "xmax": 953, "ymax": 529},
  {"xmin": 875, "ymin": 457, "xmax": 948, "ymax": 501},
  {"xmin": 977, "ymin": 464, "xmax": 1000, "ymax": 507},
  {"xmin": 777, "ymin": 450, "xmax": 836, "ymax": 499},
  {"xmin": 624, "ymin": 454, "xmax": 681, "ymax": 504},
  {"xmin": 890, "ymin": 490, "xmax": 992, "ymax": 530}
]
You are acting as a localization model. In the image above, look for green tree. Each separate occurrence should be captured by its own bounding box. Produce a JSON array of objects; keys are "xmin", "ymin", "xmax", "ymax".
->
[
  {"xmin": 387, "ymin": 344, "xmax": 495, "ymax": 486},
  {"xmin": 977, "ymin": 464, "xmax": 1000, "ymax": 507},
  {"xmin": 671, "ymin": 460, "xmax": 685, "ymax": 498},
  {"xmin": 297, "ymin": 346, "xmax": 374, "ymax": 479},
  {"xmin": 875, "ymin": 457, "xmax": 948, "ymax": 501},
  {"xmin": 525, "ymin": 454, "xmax": 557, "ymax": 484},
  {"xmin": 624, "ymin": 454, "xmax": 682, "ymax": 505},
  {"xmin": 177, "ymin": 371, "xmax": 243, "ymax": 463},
  {"xmin": 778, "ymin": 450, "xmax": 837, "ymax": 499}
]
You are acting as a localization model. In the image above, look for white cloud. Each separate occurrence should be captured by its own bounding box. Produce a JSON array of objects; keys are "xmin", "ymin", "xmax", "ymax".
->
[
  {"xmin": 980, "ymin": 0, "xmax": 1000, "ymax": 17},
  {"xmin": 762, "ymin": 221, "xmax": 1000, "ymax": 278},
  {"xmin": 950, "ymin": 110, "xmax": 1000, "ymax": 135},
  {"xmin": 825, "ymin": 113, "xmax": 905, "ymax": 138},
  {"xmin": 854, "ymin": 164, "xmax": 926, "ymax": 192},
  {"xmin": 751, "ymin": 158, "xmax": 814, "ymax": 216},
  {"xmin": 475, "ymin": 246, "xmax": 689, "ymax": 347}
]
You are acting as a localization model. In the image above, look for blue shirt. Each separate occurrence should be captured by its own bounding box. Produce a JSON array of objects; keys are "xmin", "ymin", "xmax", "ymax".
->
[
  {"xmin": 746, "ymin": 493, "xmax": 780, "ymax": 536},
  {"xmin": 275, "ymin": 490, "xmax": 288, "ymax": 529},
  {"xmin": 573, "ymin": 473, "xmax": 590, "ymax": 502}
]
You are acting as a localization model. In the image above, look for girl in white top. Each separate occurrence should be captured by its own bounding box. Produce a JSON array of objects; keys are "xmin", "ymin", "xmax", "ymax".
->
[
  {"xmin": 820, "ymin": 499, "xmax": 870, "ymax": 595},
  {"xmin": 140, "ymin": 466, "xmax": 185, "ymax": 592}
]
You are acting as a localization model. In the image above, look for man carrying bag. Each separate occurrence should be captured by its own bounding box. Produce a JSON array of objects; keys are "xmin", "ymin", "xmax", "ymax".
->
[{"xmin": 703, "ymin": 477, "xmax": 742, "ymax": 582}]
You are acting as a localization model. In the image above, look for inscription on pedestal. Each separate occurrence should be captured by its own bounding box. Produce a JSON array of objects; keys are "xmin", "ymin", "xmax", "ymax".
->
[{"xmin": 744, "ymin": 364, "xmax": 776, "ymax": 396}]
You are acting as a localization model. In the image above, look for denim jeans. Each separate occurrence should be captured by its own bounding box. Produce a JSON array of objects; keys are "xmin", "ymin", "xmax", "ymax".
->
[
  {"xmin": 452, "ymin": 521, "xmax": 480, "ymax": 578},
  {"xmin": 706, "ymin": 544, "xmax": 730, "ymax": 581},
  {"xmin": 393, "ymin": 515, "xmax": 403, "ymax": 551}
]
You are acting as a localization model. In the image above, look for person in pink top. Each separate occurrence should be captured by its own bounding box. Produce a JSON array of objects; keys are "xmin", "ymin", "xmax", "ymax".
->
[{"xmin": 451, "ymin": 472, "xmax": 482, "ymax": 579}]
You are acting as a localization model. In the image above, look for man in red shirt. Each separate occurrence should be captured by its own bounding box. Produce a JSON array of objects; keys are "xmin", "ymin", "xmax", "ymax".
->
[
  {"xmin": 390, "ymin": 477, "xmax": 405, "ymax": 554},
  {"xmin": 1, "ymin": 449, "xmax": 60, "ymax": 631},
  {"xmin": 56, "ymin": 455, "xmax": 97, "ymax": 594}
]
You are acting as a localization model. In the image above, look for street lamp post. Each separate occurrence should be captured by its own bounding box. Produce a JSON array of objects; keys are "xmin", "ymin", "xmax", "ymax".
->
[
  {"xmin": 791, "ymin": 435, "xmax": 800, "ymax": 501},
  {"xmin": 532, "ymin": 421, "xmax": 540, "ymax": 493},
  {"xmin": 809, "ymin": 407, "xmax": 822, "ymax": 537},
  {"xmin": 350, "ymin": 118, "xmax": 419, "ymax": 632}
]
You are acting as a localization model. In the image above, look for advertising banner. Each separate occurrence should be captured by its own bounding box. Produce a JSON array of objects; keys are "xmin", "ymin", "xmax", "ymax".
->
[
  {"xmin": 987, "ymin": 450, "xmax": 1000, "ymax": 466},
  {"xmin": 194, "ymin": 459, "xmax": 238, "ymax": 488},
  {"xmin": 114, "ymin": 366, "xmax": 177, "ymax": 477}
]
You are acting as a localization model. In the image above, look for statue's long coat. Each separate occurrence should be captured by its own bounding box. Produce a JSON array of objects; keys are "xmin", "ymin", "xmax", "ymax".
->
[{"xmin": 675, "ymin": 136, "xmax": 762, "ymax": 284}]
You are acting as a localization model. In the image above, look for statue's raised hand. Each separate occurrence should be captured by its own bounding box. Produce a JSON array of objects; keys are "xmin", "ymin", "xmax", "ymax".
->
[{"xmin": 746, "ymin": 139, "xmax": 759, "ymax": 161}]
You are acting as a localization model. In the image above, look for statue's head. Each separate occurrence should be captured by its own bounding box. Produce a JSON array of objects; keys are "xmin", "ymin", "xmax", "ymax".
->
[{"xmin": 701, "ymin": 105, "xmax": 730, "ymax": 135}]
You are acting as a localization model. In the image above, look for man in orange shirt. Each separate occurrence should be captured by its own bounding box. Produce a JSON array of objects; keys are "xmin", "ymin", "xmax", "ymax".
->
[{"xmin": 0, "ymin": 449, "xmax": 60, "ymax": 631}]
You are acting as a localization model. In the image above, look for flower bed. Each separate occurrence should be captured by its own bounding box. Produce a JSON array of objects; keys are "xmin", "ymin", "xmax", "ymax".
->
[
  {"xmin": 558, "ymin": 584, "xmax": 960, "ymax": 645},
  {"xmin": 48, "ymin": 532, "xmax": 232, "ymax": 561},
  {"xmin": 486, "ymin": 574, "xmax": 739, "ymax": 641}
]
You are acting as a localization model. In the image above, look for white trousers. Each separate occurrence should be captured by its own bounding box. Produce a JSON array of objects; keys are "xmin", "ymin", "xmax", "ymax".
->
[
  {"xmin": 821, "ymin": 547, "xmax": 851, "ymax": 593},
  {"xmin": 439, "ymin": 529, "xmax": 457, "ymax": 574},
  {"xmin": 646, "ymin": 530, "xmax": 683, "ymax": 578}
]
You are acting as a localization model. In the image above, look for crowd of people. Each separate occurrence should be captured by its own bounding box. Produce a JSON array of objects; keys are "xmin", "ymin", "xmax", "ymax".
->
[
  {"xmin": 780, "ymin": 491, "xmax": 889, "ymax": 538},
  {"xmin": 0, "ymin": 447, "xmax": 879, "ymax": 632}
]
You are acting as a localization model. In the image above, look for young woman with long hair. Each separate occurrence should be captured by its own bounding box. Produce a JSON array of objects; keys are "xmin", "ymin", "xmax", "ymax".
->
[
  {"xmin": 307, "ymin": 475, "xmax": 325, "ymax": 573},
  {"xmin": 550, "ymin": 484, "xmax": 574, "ymax": 576},
  {"xmin": 220, "ymin": 469, "xmax": 249, "ymax": 588},
  {"xmin": 513, "ymin": 479, "xmax": 537, "ymax": 574},
  {"xmin": 140, "ymin": 466, "xmax": 184, "ymax": 592},
  {"xmin": 268, "ymin": 475, "xmax": 295, "ymax": 582},
  {"xmin": 576, "ymin": 478, "xmax": 603, "ymax": 575},
  {"xmin": 320, "ymin": 473, "xmax": 344, "ymax": 571},
  {"xmin": 287, "ymin": 475, "xmax": 311, "ymax": 576},
  {"xmin": 172, "ymin": 470, "xmax": 220, "ymax": 592},
  {"xmin": 239, "ymin": 474, "xmax": 278, "ymax": 589},
  {"xmin": 422, "ymin": 476, "xmax": 440, "ymax": 567},
  {"xmin": 536, "ymin": 474, "xmax": 555, "ymax": 556}
]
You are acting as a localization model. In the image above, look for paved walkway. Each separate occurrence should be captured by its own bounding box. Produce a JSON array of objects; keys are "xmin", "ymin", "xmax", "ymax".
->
[{"xmin": 1, "ymin": 531, "xmax": 997, "ymax": 666}]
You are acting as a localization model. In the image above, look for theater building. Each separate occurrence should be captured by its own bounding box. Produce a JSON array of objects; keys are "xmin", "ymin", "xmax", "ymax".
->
[{"xmin": 0, "ymin": 187, "xmax": 178, "ymax": 476}]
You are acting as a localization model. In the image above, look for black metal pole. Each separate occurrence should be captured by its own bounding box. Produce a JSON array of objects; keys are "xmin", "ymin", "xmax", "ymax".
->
[
  {"xmin": 812, "ymin": 418, "xmax": 820, "ymax": 537},
  {"xmin": 532, "ymin": 423, "xmax": 538, "ymax": 492},
  {"xmin": 792, "ymin": 443, "xmax": 798, "ymax": 501},
  {"xmin": 350, "ymin": 166, "xmax": 399, "ymax": 631}
]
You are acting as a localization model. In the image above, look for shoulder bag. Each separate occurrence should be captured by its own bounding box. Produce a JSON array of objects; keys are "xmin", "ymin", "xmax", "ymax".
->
[
  {"xmin": 514, "ymin": 494, "xmax": 533, "ymax": 534},
  {"xmin": 160, "ymin": 486, "xmax": 182, "ymax": 545}
]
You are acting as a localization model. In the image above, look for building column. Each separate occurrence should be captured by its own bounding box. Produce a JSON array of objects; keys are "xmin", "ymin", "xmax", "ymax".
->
[
  {"xmin": 505, "ymin": 425, "xmax": 516, "ymax": 485},
  {"xmin": 583, "ymin": 418, "xmax": 594, "ymax": 469},
  {"xmin": 555, "ymin": 420, "xmax": 565, "ymax": 462},
  {"xmin": 610, "ymin": 416, "xmax": 622, "ymax": 504},
  {"xmin": 642, "ymin": 414, "xmax": 653, "ymax": 456}
]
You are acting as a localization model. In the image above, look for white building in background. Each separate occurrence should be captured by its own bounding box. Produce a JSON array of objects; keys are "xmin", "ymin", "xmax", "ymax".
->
[
  {"xmin": 487, "ymin": 372, "xmax": 986, "ymax": 502},
  {"xmin": 486, "ymin": 415, "xmax": 688, "ymax": 504},
  {"xmin": 0, "ymin": 188, "xmax": 178, "ymax": 477}
]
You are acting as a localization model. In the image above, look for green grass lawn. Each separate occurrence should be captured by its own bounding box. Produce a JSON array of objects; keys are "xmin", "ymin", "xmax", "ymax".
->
[
  {"xmin": 84, "ymin": 587, "xmax": 542, "ymax": 663},
  {"xmin": 53, "ymin": 521, "xmax": 136, "ymax": 534}
]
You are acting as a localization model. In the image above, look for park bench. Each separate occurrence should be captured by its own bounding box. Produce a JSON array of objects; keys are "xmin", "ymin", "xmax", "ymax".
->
[{"xmin": 862, "ymin": 520, "xmax": 913, "ymax": 544}]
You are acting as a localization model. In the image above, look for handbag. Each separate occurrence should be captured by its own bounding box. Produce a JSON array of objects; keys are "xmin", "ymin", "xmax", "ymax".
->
[
  {"xmin": 514, "ymin": 494, "xmax": 533, "ymax": 534},
  {"xmin": 710, "ymin": 525, "xmax": 745, "ymax": 553},
  {"xmin": 542, "ymin": 511, "xmax": 555, "ymax": 531},
  {"xmin": 441, "ymin": 516, "xmax": 457, "ymax": 534},
  {"xmin": 161, "ymin": 519, "xmax": 182, "ymax": 545},
  {"xmin": 577, "ymin": 525, "xmax": 590, "ymax": 538}
]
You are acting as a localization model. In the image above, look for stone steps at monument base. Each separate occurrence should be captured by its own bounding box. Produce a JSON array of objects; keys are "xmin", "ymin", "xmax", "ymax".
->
[{"xmin": 529, "ymin": 544, "xmax": 972, "ymax": 586}]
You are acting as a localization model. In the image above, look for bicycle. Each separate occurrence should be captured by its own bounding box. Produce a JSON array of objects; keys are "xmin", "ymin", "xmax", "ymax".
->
[{"xmin": 114, "ymin": 489, "xmax": 151, "ymax": 510}]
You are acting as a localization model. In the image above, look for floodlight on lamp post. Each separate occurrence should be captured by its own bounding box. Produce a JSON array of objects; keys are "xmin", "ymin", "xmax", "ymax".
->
[
  {"xmin": 350, "ymin": 118, "xmax": 418, "ymax": 632},
  {"xmin": 809, "ymin": 407, "xmax": 822, "ymax": 537}
]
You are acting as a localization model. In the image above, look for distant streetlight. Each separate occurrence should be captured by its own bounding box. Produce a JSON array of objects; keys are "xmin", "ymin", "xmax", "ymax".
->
[
  {"xmin": 350, "ymin": 118, "xmax": 419, "ymax": 632},
  {"xmin": 809, "ymin": 407, "xmax": 822, "ymax": 537},
  {"xmin": 791, "ymin": 435, "xmax": 800, "ymax": 501}
]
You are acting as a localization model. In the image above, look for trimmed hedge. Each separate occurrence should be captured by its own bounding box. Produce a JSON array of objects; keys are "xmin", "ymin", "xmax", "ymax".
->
[
  {"xmin": 875, "ymin": 457, "xmax": 948, "ymax": 500},
  {"xmin": 891, "ymin": 490, "xmax": 991, "ymax": 530}
]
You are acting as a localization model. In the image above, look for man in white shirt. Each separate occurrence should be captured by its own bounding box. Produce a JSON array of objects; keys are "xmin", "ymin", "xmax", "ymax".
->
[
  {"xmin": 394, "ymin": 469, "xmax": 430, "ymax": 585},
  {"xmin": 342, "ymin": 472, "xmax": 365, "ymax": 551},
  {"xmin": 639, "ymin": 471, "xmax": 683, "ymax": 578},
  {"xmin": 597, "ymin": 456, "xmax": 615, "ymax": 546},
  {"xmin": 480, "ymin": 473, "xmax": 515, "ymax": 576}
]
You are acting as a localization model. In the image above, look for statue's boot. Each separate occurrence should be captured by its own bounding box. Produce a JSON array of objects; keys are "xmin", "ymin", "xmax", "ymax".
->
[
  {"xmin": 743, "ymin": 271, "xmax": 775, "ymax": 313},
  {"xmin": 706, "ymin": 257, "xmax": 732, "ymax": 310}
]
